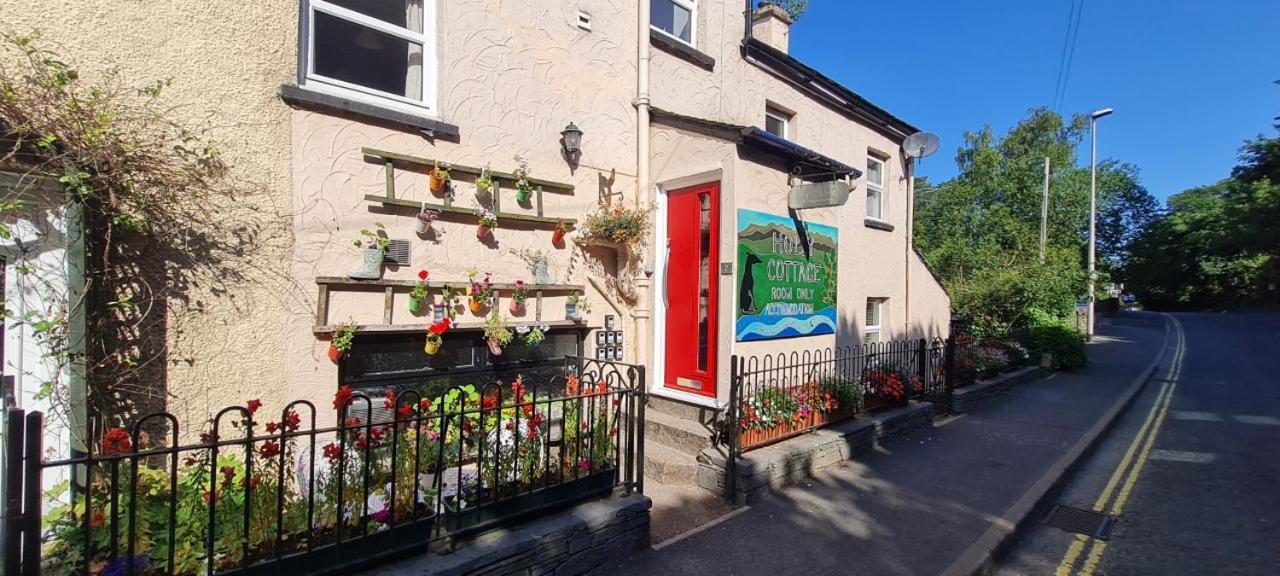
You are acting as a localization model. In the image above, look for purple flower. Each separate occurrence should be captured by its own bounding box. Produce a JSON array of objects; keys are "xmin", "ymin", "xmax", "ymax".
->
[
  {"xmin": 104, "ymin": 555, "xmax": 149, "ymax": 576},
  {"xmin": 371, "ymin": 506, "xmax": 391, "ymax": 524}
]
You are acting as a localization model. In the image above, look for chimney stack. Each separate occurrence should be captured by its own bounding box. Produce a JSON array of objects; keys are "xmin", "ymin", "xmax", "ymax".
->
[{"xmin": 752, "ymin": 3, "xmax": 793, "ymax": 53}]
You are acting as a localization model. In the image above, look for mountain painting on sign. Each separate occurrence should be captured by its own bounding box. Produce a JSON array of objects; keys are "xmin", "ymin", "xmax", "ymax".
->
[{"xmin": 735, "ymin": 209, "xmax": 838, "ymax": 342}]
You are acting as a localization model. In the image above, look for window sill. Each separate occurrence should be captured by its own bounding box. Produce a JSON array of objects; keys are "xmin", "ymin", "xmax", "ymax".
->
[
  {"xmin": 864, "ymin": 218, "xmax": 895, "ymax": 232},
  {"xmin": 650, "ymin": 29, "xmax": 715, "ymax": 71},
  {"xmin": 279, "ymin": 84, "xmax": 461, "ymax": 140}
]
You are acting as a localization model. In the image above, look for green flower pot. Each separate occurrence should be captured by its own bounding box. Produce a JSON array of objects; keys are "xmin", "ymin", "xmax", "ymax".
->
[{"xmin": 408, "ymin": 298, "xmax": 424, "ymax": 314}]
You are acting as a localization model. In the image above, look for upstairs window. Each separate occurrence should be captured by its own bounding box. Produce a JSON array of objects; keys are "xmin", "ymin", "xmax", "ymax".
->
[
  {"xmin": 304, "ymin": 0, "xmax": 437, "ymax": 115},
  {"xmin": 764, "ymin": 106, "xmax": 791, "ymax": 139},
  {"xmin": 866, "ymin": 155, "xmax": 886, "ymax": 220},
  {"xmin": 652, "ymin": 0, "xmax": 696, "ymax": 45}
]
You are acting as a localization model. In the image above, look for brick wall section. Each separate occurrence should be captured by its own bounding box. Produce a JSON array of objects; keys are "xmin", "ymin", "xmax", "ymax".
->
[
  {"xmin": 697, "ymin": 403, "xmax": 935, "ymax": 504},
  {"xmin": 371, "ymin": 495, "xmax": 651, "ymax": 576},
  {"xmin": 950, "ymin": 366, "xmax": 1043, "ymax": 413}
]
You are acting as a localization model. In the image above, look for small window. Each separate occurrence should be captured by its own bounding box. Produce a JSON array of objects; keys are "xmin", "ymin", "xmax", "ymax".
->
[
  {"xmin": 304, "ymin": 0, "xmax": 437, "ymax": 115},
  {"xmin": 864, "ymin": 298, "xmax": 886, "ymax": 344},
  {"xmin": 651, "ymin": 0, "xmax": 696, "ymax": 45},
  {"xmin": 764, "ymin": 106, "xmax": 791, "ymax": 139},
  {"xmin": 866, "ymin": 155, "xmax": 885, "ymax": 220}
]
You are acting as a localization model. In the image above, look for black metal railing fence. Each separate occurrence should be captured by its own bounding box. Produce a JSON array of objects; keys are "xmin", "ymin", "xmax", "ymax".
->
[{"xmin": 2, "ymin": 357, "xmax": 644, "ymax": 576}]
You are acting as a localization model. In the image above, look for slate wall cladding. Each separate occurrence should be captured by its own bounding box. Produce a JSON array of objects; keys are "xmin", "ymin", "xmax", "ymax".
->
[
  {"xmin": 371, "ymin": 495, "xmax": 651, "ymax": 576},
  {"xmin": 950, "ymin": 366, "xmax": 1043, "ymax": 413},
  {"xmin": 698, "ymin": 403, "xmax": 935, "ymax": 504}
]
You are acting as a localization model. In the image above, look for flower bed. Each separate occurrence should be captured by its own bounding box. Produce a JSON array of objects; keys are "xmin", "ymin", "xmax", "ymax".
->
[{"xmin": 32, "ymin": 373, "xmax": 638, "ymax": 576}]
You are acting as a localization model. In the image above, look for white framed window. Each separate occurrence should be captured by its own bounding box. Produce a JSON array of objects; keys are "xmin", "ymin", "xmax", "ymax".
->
[
  {"xmin": 764, "ymin": 106, "xmax": 791, "ymax": 139},
  {"xmin": 302, "ymin": 0, "xmax": 438, "ymax": 116},
  {"xmin": 651, "ymin": 0, "xmax": 696, "ymax": 46},
  {"xmin": 864, "ymin": 298, "xmax": 886, "ymax": 343},
  {"xmin": 866, "ymin": 155, "xmax": 885, "ymax": 220}
]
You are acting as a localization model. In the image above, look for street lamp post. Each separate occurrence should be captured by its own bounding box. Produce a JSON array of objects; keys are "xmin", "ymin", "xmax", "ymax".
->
[{"xmin": 1088, "ymin": 107, "xmax": 1114, "ymax": 338}]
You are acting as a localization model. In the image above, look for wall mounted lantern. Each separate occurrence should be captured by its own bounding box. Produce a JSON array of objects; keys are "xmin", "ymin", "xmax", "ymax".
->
[{"xmin": 560, "ymin": 122, "xmax": 583, "ymax": 165}]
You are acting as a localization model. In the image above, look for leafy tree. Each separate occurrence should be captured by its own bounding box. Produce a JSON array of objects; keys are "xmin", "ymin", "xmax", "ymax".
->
[{"xmin": 915, "ymin": 108, "xmax": 1158, "ymax": 333}]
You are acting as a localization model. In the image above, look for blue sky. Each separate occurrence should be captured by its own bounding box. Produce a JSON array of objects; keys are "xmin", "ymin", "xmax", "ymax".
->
[{"xmin": 787, "ymin": 0, "xmax": 1279, "ymax": 202}]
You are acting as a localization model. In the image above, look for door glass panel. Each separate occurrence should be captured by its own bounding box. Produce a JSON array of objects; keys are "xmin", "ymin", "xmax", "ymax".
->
[{"xmin": 697, "ymin": 192, "xmax": 711, "ymax": 372}]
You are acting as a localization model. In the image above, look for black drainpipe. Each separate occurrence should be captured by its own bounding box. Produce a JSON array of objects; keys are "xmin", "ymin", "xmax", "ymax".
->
[{"xmin": 743, "ymin": 0, "xmax": 753, "ymax": 43}]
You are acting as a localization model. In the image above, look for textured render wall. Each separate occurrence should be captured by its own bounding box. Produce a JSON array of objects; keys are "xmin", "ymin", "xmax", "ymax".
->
[
  {"xmin": 648, "ymin": 0, "xmax": 951, "ymax": 361},
  {"xmin": 1, "ymin": 1, "xmax": 299, "ymax": 424},
  {"xmin": 287, "ymin": 1, "xmax": 639, "ymax": 420},
  {"xmin": 647, "ymin": 2, "xmax": 951, "ymax": 403}
]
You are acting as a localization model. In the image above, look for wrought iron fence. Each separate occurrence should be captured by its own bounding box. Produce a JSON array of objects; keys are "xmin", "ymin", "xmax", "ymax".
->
[
  {"xmin": 725, "ymin": 338, "xmax": 948, "ymax": 456},
  {"xmin": 2, "ymin": 357, "xmax": 644, "ymax": 576}
]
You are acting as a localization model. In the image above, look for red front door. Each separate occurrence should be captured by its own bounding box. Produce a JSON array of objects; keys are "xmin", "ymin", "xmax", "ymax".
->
[{"xmin": 664, "ymin": 182, "xmax": 719, "ymax": 397}]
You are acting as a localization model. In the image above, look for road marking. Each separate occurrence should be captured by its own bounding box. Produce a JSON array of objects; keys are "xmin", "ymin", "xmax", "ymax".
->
[
  {"xmin": 1233, "ymin": 415, "xmax": 1280, "ymax": 426},
  {"xmin": 1170, "ymin": 410, "xmax": 1221, "ymax": 422},
  {"xmin": 1055, "ymin": 314, "xmax": 1185, "ymax": 576},
  {"xmin": 650, "ymin": 505, "xmax": 750, "ymax": 551},
  {"xmin": 1148, "ymin": 449, "xmax": 1215, "ymax": 464}
]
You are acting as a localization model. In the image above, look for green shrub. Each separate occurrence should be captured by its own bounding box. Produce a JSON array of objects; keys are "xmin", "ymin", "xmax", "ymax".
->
[
  {"xmin": 819, "ymin": 376, "xmax": 863, "ymax": 412},
  {"xmin": 1019, "ymin": 309, "xmax": 1086, "ymax": 370}
]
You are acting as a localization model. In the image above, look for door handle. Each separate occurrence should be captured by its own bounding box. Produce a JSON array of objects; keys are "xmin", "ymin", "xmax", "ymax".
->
[{"xmin": 662, "ymin": 241, "xmax": 670, "ymax": 308}]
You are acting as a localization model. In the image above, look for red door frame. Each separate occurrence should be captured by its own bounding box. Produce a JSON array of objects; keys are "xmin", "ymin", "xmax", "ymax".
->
[{"xmin": 663, "ymin": 182, "xmax": 720, "ymax": 398}]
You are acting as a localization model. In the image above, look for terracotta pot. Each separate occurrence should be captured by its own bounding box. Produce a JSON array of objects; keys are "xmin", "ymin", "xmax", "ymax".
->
[
  {"xmin": 477, "ymin": 225, "xmax": 492, "ymax": 239},
  {"xmin": 429, "ymin": 175, "xmax": 446, "ymax": 194},
  {"xmin": 509, "ymin": 300, "xmax": 525, "ymax": 315},
  {"xmin": 469, "ymin": 299, "xmax": 484, "ymax": 314},
  {"xmin": 327, "ymin": 343, "xmax": 343, "ymax": 363},
  {"xmin": 487, "ymin": 338, "xmax": 503, "ymax": 356},
  {"xmin": 424, "ymin": 340, "xmax": 441, "ymax": 355},
  {"xmin": 408, "ymin": 298, "xmax": 424, "ymax": 314},
  {"xmin": 552, "ymin": 229, "xmax": 565, "ymax": 246}
]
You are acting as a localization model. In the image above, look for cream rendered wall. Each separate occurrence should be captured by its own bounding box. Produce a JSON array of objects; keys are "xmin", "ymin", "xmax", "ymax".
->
[
  {"xmin": 1, "ymin": 1, "xmax": 298, "ymax": 425},
  {"xmin": 647, "ymin": 1, "xmax": 950, "ymax": 404},
  {"xmin": 286, "ymin": 1, "xmax": 640, "ymax": 423}
]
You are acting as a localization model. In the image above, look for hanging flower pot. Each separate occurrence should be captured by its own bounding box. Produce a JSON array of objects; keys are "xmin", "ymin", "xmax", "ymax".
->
[
  {"xmin": 509, "ymin": 299, "xmax": 525, "ymax": 315},
  {"xmin": 515, "ymin": 187, "xmax": 531, "ymax": 204},
  {"xmin": 433, "ymin": 304, "xmax": 446, "ymax": 322},
  {"xmin": 469, "ymin": 298, "xmax": 485, "ymax": 314},
  {"xmin": 565, "ymin": 302, "xmax": 578, "ymax": 321},
  {"xmin": 408, "ymin": 298, "xmax": 424, "ymax": 314},
  {"xmin": 327, "ymin": 343, "xmax": 342, "ymax": 363},
  {"xmin": 428, "ymin": 161, "xmax": 450, "ymax": 195},
  {"xmin": 477, "ymin": 225, "xmax": 492, "ymax": 240},
  {"xmin": 487, "ymin": 338, "xmax": 504, "ymax": 356},
  {"xmin": 415, "ymin": 208, "xmax": 440, "ymax": 234},
  {"xmin": 424, "ymin": 339, "xmax": 442, "ymax": 355}
]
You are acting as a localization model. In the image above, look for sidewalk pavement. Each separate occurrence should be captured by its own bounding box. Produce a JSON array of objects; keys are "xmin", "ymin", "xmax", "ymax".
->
[{"xmin": 608, "ymin": 312, "xmax": 1170, "ymax": 576}]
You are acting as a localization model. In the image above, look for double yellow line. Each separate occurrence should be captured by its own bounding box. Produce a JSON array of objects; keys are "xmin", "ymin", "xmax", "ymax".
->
[{"xmin": 1055, "ymin": 314, "xmax": 1186, "ymax": 576}]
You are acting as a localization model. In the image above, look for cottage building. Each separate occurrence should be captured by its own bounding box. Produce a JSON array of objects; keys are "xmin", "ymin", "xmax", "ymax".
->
[{"xmin": 2, "ymin": 0, "xmax": 948, "ymax": 473}]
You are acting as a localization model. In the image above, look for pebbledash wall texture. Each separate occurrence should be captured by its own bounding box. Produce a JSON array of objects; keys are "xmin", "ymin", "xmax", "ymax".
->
[{"xmin": 2, "ymin": 0, "xmax": 949, "ymax": 426}]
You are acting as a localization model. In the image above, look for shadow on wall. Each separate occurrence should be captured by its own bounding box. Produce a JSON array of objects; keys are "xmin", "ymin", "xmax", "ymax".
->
[{"xmin": 833, "ymin": 313, "xmax": 947, "ymax": 350}]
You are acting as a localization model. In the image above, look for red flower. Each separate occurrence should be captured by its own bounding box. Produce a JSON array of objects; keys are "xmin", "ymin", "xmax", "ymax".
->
[
  {"xmin": 220, "ymin": 466, "xmax": 236, "ymax": 484},
  {"xmin": 333, "ymin": 385, "xmax": 353, "ymax": 411},
  {"xmin": 183, "ymin": 456, "xmax": 197, "ymax": 467},
  {"xmin": 397, "ymin": 404, "xmax": 413, "ymax": 421},
  {"xmin": 511, "ymin": 376, "xmax": 526, "ymax": 400},
  {"xmin": 344, "ymin": 417, "xmax": 362, "ymax": 428},
  {"xmin": 481, "ymin": 394, "xmax": 498, "ymax": 410},
  {"xmin": 463, "ymin": 420, "xmax": 474, "ymax": 434},
  {"xmin": 102, "ymin": 428, "xmax": 132, "ymax": 455},
  {"xmin": 322, "ymin": 443, "xmax": 342, "ymax": 461},
  {"xmin": 521, "ymin": 404, "xmax": 534, "ymax": 417},
  {"xmin": 419, "ymin": 399, "xmax": 432, "ymax": 412},
  {"xmin": 90, "ymin": 511, "xmax": 106, "ymax": 528},
  {"xmin": 246, "ymin": 399, "xmax": 262, "ymax": 415},
  {"xmin": 200, "ymin": 432, "xmax": 216, "ymax": 445},
  {"xmin": 265, "ymin": 421, "xmax": 280, "ymax": 434},
  {"xmin": 285, "ymin": 410, "xmax": 302, "ymax": 430},
  {"xmin": 418, "ymin": 269, "xmax": 429, "ymax": 281},
  {"xmin": 258, "ymin": 440, "xmax": 281, "ymax": 459},
  {"xmin": 565, "ymin": 375, "xmax": 580, "ymax": 397},
  {"xmin": 428, "ymin": 318, "xmax": 451, "ymax": 335},
  {"xmin": 242, "ymin": 475, "xmax": 262, "ymax": 490},
  {"xmin": 595, "ymin": 381, "xmax": 608, "ymax": 395},
  {"xmin": 383, "ymin": 388, "xmax": 396, "ymax": 410}
]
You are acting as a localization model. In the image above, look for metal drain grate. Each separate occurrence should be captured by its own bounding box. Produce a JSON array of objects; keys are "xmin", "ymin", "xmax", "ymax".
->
[{"xmin": 1044, "ymin": 505, "xmax": 1117, "ymax": 540}]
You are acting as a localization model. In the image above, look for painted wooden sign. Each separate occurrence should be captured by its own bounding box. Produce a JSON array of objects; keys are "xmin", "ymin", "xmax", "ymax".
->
[{"xmin": 735, "ymin": 209, "xmax": 838, "ymax": 342}]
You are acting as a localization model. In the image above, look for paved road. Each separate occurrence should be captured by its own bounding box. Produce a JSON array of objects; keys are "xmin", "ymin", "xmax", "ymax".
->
[
  {"xmin": 998, "ymin": 313, "xmax": 1280, "ymax": 575},
  {"xmin": 609, "ymin": 312, "xmax": 1167, "ymax": 576}
]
